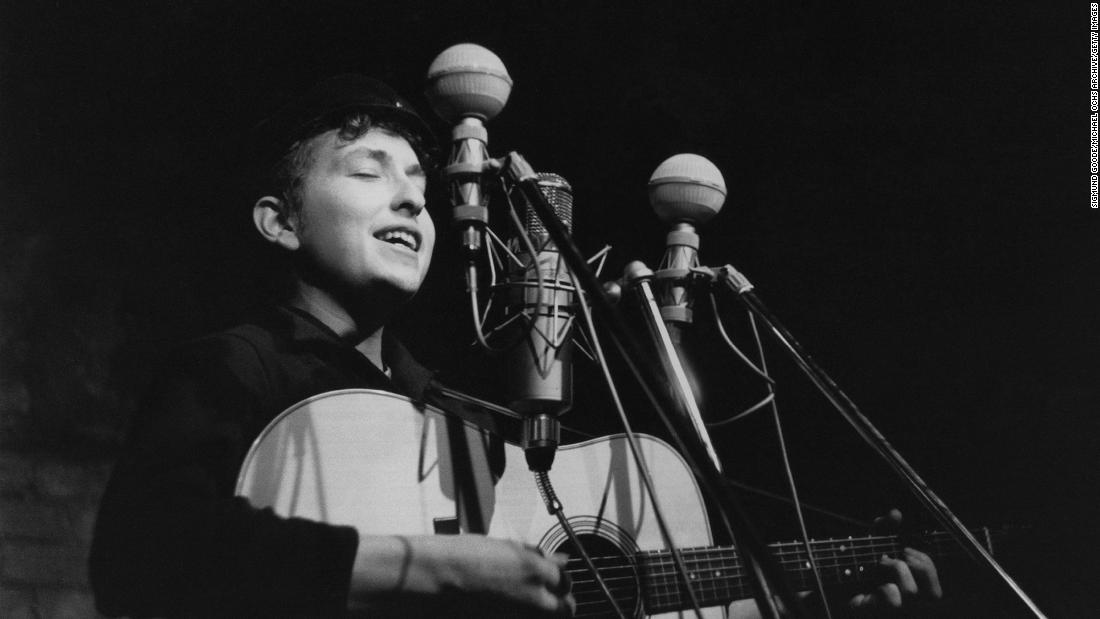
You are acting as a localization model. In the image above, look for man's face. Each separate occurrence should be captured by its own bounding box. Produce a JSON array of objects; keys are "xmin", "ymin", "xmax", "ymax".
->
[{"xmin": 292, "ymin": 127, "xmax": 435, "ymax": 302}]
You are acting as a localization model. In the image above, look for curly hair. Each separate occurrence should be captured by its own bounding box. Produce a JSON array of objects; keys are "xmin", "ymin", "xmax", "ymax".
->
[{"xmin": 267, "ymin": 111, "xmax": 437, "ymax": 217}]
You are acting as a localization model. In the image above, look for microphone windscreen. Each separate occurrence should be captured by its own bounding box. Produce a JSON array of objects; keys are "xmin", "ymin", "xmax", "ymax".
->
[
  {"xmin": 426, "ymin": 43, "xmax": 513, "ymax": 123},
  {"xmin": 648, "ymin": 154, "xmax": 727, "ymax": 225},
  {"xmin": 529, "ymin": 173, "xmax": 573, "ymax": 234}
]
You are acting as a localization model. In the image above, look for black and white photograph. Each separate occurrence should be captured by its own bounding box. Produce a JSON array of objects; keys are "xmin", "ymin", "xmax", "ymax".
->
[{"xmin": 0, "ymin": 2, "xmax": 1090, "ymax": 617}]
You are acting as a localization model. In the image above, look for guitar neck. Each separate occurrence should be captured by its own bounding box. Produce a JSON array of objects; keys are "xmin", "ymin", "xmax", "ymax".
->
[{"xmin": 637, "ymin": 529, "xmax": 990, "ymax": 614}]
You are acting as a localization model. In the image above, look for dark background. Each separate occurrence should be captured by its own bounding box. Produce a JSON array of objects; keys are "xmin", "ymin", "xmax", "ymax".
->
[{"xmin": 0, "ymin": 1, "xmax": 1092, "ymax": 616}]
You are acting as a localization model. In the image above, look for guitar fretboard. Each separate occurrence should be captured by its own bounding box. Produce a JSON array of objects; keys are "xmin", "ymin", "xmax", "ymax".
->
[{"xmin": 568, "ymin": 529, "xmax": 987, "ymax": 616}]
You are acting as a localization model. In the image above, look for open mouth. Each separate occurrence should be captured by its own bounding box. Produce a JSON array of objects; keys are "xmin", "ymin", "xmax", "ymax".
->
[{"xmin": 375, "ymin": 228, "xmax": 421, "ymax": 252}]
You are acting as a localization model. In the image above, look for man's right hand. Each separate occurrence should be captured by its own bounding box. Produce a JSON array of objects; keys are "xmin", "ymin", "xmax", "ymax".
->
[{"xmin": 350, "ymin": 534, "xmax": 575, "ymax": 617}]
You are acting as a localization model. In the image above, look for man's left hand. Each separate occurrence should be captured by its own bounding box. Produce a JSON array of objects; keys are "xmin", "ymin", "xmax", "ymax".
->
[{"xmin": 846, "ymin": 509, "xmax": 943, "ymax": 615}]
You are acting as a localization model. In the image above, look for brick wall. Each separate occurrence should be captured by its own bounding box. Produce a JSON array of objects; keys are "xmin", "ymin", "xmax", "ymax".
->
[
  {"xmin": 0, "ymin": 227, "xmax": 127, "ymax": 618},
  {"xmin": 0, "ymin": 451, "xmax": 111, "ymax": 618}
]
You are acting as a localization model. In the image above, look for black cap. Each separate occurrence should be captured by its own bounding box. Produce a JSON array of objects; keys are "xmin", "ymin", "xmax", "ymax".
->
[{"xmin": 248, "ymin": 74, "xmax": 437, "ymax": 189}]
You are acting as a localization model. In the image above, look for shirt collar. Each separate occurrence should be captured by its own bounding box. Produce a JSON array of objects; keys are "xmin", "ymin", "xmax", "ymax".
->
[{"xmin": 277, "ymin": 304, "xmax": 435, "ymax": 401}]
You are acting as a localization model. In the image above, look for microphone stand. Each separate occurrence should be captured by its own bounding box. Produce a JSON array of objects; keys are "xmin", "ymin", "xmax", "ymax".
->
[
  {"xmin": 621, "ymin": 262, "xmax": 723, "ymax": 472},
  {"xmin": 713, "ymin": 265, "xmax": 1049, "ymax": 619},
  {"xmin": 500, "ymin": 152, "xmax": 804, "ymax": 619}
]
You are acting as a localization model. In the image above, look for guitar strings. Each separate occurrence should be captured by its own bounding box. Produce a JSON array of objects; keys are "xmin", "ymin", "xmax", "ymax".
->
[
  {"xmin": 566, "ymin": 530, "xmax": 969, "ymax": 615},
  {"xmin": 569, "ymin": 544, "xmax": 964, "ymax": 592},
  {"xmin": 562, "ymin": 531, "xmax": 956, "ymax": 570},
  {"xmin": 563, "ymin": 534, "xmax": 959, "ymax": 587}
]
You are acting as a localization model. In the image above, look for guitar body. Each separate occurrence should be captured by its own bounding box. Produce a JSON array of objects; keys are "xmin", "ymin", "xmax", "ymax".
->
[{"xmin": 236, "ymin": 389, "xmax": 724, "ymax": 618}]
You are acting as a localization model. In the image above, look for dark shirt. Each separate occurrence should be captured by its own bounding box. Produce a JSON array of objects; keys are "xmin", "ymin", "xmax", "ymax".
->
[{"xmin": 89, "ymin": 306, "xmax": 445, "ymax": 618}]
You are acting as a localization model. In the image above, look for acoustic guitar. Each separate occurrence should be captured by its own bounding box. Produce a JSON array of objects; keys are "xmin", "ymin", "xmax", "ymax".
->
[{"xmin": 236, "ymin": 389, "xmax": 984, "ymax": 618}]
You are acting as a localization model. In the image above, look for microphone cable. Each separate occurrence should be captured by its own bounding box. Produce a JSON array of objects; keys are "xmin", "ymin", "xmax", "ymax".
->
[
  {"xmin": 711, "ymin": 297, "xmax": 836, "ymax": 619},
  {"xmin": 532, "ymin": 470, "xmax": 628, "ymax": 619},
  {"xmin": 706, "ymin": 292, "xmax": 777, "ymax": 426},
  {"xmin": 755, "ymin": 308, "xmax": 837, "ymax": 617},
  {"xmin": 567, "ymin": 267, "xmax": 707, "ymax": 619}
]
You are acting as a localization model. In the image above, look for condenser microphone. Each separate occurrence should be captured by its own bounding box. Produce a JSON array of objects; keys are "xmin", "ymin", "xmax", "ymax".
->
[
  {"xmin": 425, "ymin": 43, "xmax": 513, "ymax": 258},
  {"xmin": 507, "ymin": 173, "xmax": 575, "ymax": 472},
  {"xmin": 649, "ymin": 154, "xmax": 727, "ymax": 341}
]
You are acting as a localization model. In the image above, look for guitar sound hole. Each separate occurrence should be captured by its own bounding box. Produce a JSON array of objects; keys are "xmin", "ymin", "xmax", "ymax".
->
[{"xmin": 553, "ymin": 533, "xmax": 641, "ymax": 619}]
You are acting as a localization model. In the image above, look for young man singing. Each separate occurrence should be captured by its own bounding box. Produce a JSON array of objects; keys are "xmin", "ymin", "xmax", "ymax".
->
[{"xmin": 90, "ymin": 74, "xmax": 940, "ymax": 618}]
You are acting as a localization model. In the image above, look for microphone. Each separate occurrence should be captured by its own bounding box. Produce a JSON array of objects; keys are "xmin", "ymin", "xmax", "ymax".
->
[
  {"xmin": 507, "ymin": 172, "xmax": 575, "ymax": 472},
  {"xmin": 649, "ymin": 154, "xmax": 727, "ymax": 340},
  {"xmin": 425, "ymin": 43, "xmax": 513, "ymax": 258}
]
